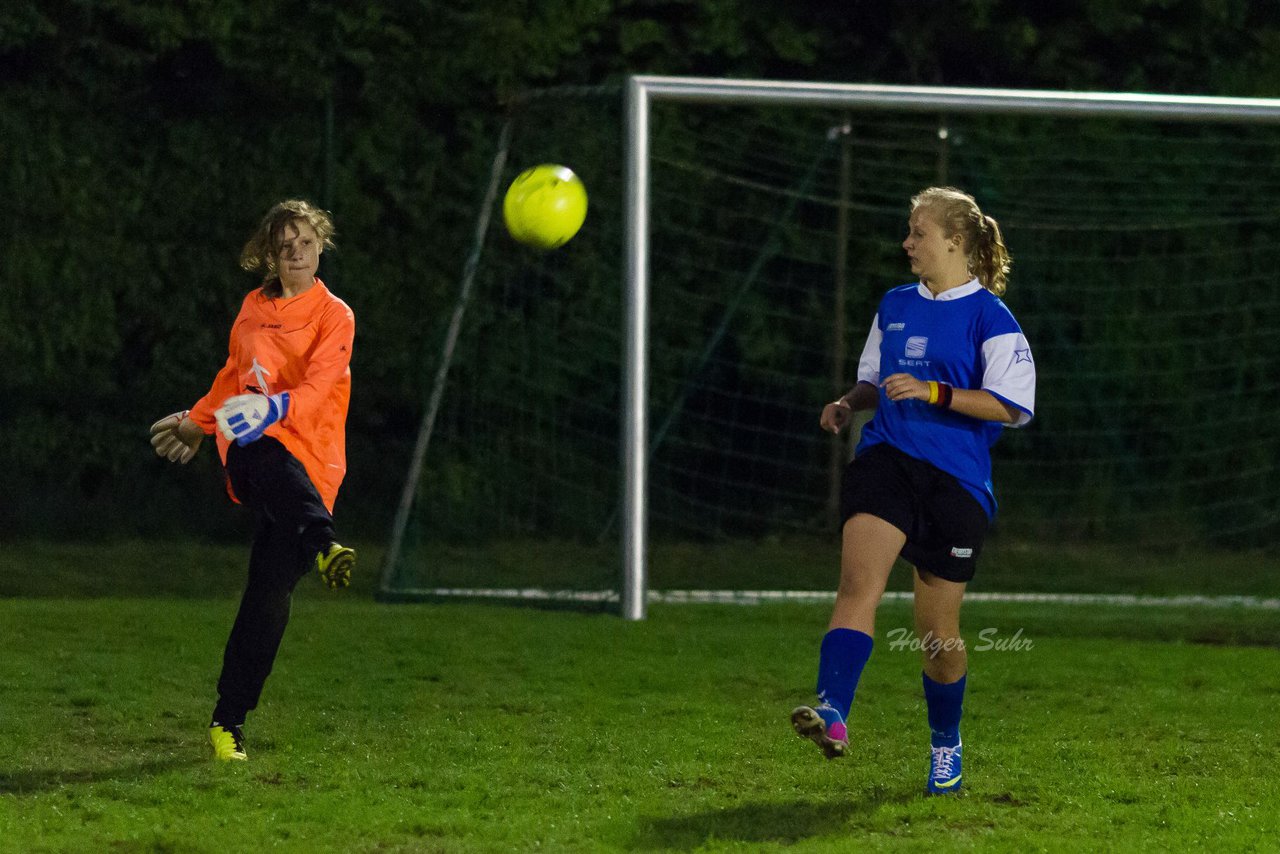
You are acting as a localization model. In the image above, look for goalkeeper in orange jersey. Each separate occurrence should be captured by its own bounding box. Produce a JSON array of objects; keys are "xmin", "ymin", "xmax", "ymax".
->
[{"xmin": 148, "ymin": 199, "xmax": 357, "ymax": 762}]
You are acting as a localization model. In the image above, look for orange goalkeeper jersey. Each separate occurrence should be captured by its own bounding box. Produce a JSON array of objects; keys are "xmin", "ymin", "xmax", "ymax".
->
[{"xmin": 188, "ymin": 279, "xmax": 355, "ymax": 512}]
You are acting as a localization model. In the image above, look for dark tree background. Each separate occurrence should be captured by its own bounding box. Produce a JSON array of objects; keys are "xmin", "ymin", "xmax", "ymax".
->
[{"xmin": 2, "ymin": 1, "xmax": 1278, "ymax": 539}]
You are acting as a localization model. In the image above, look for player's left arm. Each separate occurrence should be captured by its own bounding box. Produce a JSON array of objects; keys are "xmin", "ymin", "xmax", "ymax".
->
[
  {"xmin": 977, "ymin": 328, "xmax": 1035, "ymax": 427},
  {"xmin": 881, "ymin": 374, "xmax": 1022, "ymax": 422},
  {"xmin": 880, "ymin": 371, "xmax": 1029, "ymax": 425},
  {"xmin": 280, "ymin": 301, "xmax": 356, "ymax": 423},
  {"xmin": 882, "ymin": 305, "xmax": 1036, "ymax": 425},
  {"xmin": 966, "ymin": 300, "xmax": 1036, "ymax": 425},
  {"xmin": 949, "ymin": 387, "xmax": 1024, "ymax": 423}
]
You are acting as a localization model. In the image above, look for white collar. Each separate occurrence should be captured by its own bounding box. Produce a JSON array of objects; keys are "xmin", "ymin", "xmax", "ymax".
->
[{"xmin": 916, "ymin": 278, "xmax": 983, "ymax": 301}]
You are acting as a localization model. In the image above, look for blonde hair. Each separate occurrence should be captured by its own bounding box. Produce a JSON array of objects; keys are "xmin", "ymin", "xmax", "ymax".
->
[
  {"xmin": 239, "ymin": 199, "xmax": 336, "ymax": 287},
  {"xmin": 910, "ymin": 187, "xmax": 1011, "ymax": 296}
]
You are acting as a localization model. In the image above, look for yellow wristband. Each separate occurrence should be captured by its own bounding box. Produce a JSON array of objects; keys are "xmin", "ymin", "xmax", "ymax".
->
[{"xmin": 927, "ymin": 381, "xmax": 939, "ymax": 404}]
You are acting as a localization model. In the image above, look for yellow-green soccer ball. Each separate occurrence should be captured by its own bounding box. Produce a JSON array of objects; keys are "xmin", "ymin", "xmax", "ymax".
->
[{"xmin": 503, "ymin": 164, "xmax": 588, "ymax": 249}]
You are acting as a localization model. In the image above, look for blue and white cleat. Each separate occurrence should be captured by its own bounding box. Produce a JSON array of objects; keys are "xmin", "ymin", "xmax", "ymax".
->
[
  {"xmin": 926, "ymin": 740, "xmax": 962, "ymax": 794},
  {"xmin": 790, "ymin": 702, "xmax": 848, "ymax": 759}
]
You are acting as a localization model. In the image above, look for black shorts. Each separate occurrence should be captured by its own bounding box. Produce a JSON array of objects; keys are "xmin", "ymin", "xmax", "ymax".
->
[{"xmin": 840, "ymin": 443, "xmax": 989, "ymax": 583}]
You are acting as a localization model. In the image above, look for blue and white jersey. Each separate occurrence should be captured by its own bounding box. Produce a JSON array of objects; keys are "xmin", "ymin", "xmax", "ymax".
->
[{"xmin": 855, "ymin": 279, "xmax": 1036, "ymax": 517}]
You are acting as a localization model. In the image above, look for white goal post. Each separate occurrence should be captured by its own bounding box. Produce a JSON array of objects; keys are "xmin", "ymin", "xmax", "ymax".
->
[{"xmin": 619, "ymin": 75, "xmax": 1280, "ymax": 620}]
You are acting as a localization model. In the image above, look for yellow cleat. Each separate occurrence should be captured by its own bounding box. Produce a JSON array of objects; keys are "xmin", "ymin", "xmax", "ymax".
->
[
  {"xmin": 209, "ymin": 724, "xmax": 247, "ymax": 761},
  {"xmin": 316, "ymin": 543, "xmax": 357, "ymax": 589}
]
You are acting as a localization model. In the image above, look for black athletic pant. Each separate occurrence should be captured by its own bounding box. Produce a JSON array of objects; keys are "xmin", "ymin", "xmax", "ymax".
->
[{"xmin": 212, "ymin": 437, "xmax": 334, "ymax": 726}]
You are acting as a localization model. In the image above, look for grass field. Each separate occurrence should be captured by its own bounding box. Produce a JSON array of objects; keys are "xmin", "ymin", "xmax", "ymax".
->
[{"xmin": 2, "ymin": 540, "xmax": 1278, "ymax": 852}]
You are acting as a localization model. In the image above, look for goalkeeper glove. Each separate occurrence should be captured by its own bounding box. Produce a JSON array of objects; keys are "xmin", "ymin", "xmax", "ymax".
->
[
  {"xmin": 149, "ymin": 410, "xmax": 204, "ymax": 464},
  {"xmin": 215, "ymin": 392, "xmax": 290, "ymax": 446}
]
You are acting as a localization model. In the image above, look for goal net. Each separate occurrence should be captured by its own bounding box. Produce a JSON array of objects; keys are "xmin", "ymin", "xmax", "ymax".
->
[{"xmin": 379, "ymin": 78, "xmax": 1280, "ymax": 612}]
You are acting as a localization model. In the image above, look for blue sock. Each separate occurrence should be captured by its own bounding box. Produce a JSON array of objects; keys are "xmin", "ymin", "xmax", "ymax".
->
[
  {"xmin": 815, "ymin": 628, "xmax": 874, "ymax": 719},
  {"xmin": 922, "ymin": 671, "xmax": 966, "ymax": 748}
]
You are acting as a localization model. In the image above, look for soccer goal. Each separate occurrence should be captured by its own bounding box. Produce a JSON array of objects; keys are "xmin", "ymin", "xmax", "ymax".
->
[{"xmin": 379, "ymin": 75, "xmax": 1280, "ymax": 618}]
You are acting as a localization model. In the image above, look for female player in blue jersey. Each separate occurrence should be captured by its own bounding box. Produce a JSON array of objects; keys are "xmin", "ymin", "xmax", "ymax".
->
[{"xmin": 791, "ymin": 187, "xmax": 1036, "ymax": 794}]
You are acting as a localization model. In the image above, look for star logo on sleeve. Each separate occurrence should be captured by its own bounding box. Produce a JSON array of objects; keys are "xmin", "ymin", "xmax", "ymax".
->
[{"xmin": 1014, "ymin": 349, "xmax": 1033, "ymax": 364}]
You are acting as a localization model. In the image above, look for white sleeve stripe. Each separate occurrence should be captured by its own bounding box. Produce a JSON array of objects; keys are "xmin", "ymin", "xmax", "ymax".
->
[
  {"xmin": 981, "ymin": 332, "xmax": 1036, "ymax": 428},
  {"xmin": 856, "ymin": 315, "xmax": 881, "ymax": 385}
]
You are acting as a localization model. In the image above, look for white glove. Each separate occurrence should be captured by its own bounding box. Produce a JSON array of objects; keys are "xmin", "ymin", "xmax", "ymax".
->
[
  {"xmin": 149, "ymin": 410, "xmax": 204, "ymax": 464},
  {"xmin": 215, "ymin": 392, "xmax": 290, "ymax": 446}
]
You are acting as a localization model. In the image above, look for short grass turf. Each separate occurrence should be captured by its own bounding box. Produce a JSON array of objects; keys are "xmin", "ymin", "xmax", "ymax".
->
[{"xmin": 3, "ymin": 568, "xmax": 1278, "ymax": 851}]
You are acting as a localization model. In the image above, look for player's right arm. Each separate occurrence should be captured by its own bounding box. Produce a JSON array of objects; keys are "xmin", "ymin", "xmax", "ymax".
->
[
  {"xmin": 821, "ymin": 313, "xmax": 883, "ymax": 434},
  {"xmin": 150, "ymin": 337, "xmax": 243, "ymax": 465},
  {"xmin": 151, "ymin": 310, "xmax": 245, "ymax": 464},
  {"xmin": 187, "ymin": 351, "xmax": 241, "ymax": 436},
  {"xmin": 187, "ymin": 296, "xmax": 257, "ymax": 437},
  {"xmin": 149, "ymin": 410, "xmax": 204, "ymax": 463},
  {"xmin": 821, "ymin": 383, "xmax": 879, "ymax": 434}
]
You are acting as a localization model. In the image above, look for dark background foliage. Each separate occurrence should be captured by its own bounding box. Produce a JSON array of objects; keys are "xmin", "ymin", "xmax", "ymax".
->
[{"xmin": 2, "ymin": 1, "xmax": 1278, "ymax": 540}]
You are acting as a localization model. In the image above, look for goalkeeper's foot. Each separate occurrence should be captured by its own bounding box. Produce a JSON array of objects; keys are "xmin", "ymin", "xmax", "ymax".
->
[
  {"xmin": 316, "ymin": 542, "xmax": 356, "ymax": 589},
  {"xmin": 926, "ymin": 740, "xmax": 963, "ymax": 794},
  {"xmin": 209, "ymin": 723, "xmax": 247, "ymax": 761},
  {"xmin": 791, "ymin": 702, "xmax": 848, "ymax": 759}
]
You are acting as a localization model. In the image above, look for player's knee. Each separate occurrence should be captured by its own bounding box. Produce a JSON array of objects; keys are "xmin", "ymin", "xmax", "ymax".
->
[
  {"xmin": 917, "ymin": 627, "xmax": 965, "ymax": 662},
  {"xmin": 834, "ymin": 574, "xmax": 884, "ymax": 611}
]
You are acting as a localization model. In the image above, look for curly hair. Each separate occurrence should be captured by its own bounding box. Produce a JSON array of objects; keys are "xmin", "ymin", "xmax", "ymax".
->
[
  {"xmin": 910, "ymin": 187, "xmax": 1011, "ymax": 296},
  {"xmin": 238, "ymin": 199, "xmax": 336, "ymax": 286}
]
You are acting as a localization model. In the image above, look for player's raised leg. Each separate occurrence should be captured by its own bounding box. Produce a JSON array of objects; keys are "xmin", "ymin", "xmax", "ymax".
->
[
  {"xmin": 792, "ymin": 513, "xmax": 903, "ymax": 759},
  {"xmin": 315, "ymin": 542, "xmax": 357, "ymax": 589},
  {"xmin": 913, "ymin": 568, "xmax": 967, "ymax": 793}
]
